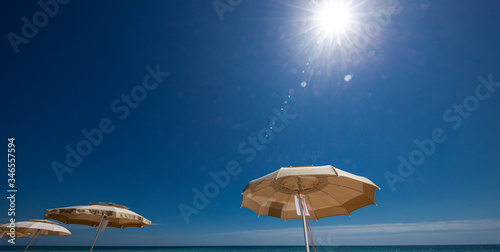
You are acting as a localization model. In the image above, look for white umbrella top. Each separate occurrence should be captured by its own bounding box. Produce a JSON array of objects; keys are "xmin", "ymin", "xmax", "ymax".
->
[
  {"xmin": 0, "ymin": 219, "xmax": 71, "ymax": 236},
  {"xmin": 243, "ymin": 165, "xmax": 379, "ymax": 192}
]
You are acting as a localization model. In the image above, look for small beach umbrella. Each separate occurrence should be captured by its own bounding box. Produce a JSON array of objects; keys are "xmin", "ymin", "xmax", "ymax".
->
[
  {"xmin": 0, "ymin": 219, "xmax": 71, "ymax": 251},
  {"xmin": 241, "ymin": 165, "xmax": 380, "ymax": 252},
  {"xmin": 43, "ymin": 202, "xmax": 151, "ymax": 252}
]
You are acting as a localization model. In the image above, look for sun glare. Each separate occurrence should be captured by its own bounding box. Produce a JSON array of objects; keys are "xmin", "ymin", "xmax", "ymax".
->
[
  {"xmin": 290, "ymin": 0, "xmax": 362, "ymax": 70},
  {"xmin": 318, "ymin": 2, "xmax": 352, "ymax": 34}
]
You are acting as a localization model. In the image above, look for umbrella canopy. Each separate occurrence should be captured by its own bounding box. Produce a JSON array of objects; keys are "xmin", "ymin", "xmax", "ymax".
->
[
  {"xmin": 241, "ymin": 165, "xmax": 380, "ymax": 220},
  {"xmin": 0, "ymin": 219, "xmax": 71, "ymax": 252},
  {"xmin": 44, "ymin": 202, "xmax": 150, "ymax": 252},
  {"xmin": 44, "ymin": 202, "xmax": 151, "ymax": 228},
  {"xmin": 1, "ymin": 219, "xmax": 71, "ymax": 236}
]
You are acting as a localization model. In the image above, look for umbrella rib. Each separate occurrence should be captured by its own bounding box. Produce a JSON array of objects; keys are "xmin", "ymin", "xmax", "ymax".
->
[
  {"xmin": 245, "ymin": 181, "xmax": 273, "ymax": 195},
  {"xmin": 257, "ymin": 190, "xmax": 278, "ymax": 217},
  {"xmin": 330, "ymin": 180, "xmax": 369, "ymax": 194},
  {"xmin": 283, "ymin": 193, "xmax": 293, "ymax": 221},
  {"xmin": 303, "ymin": 194, "xmax": 318, "ymax": 221},
  {"xmin": 329, "ymin": 181, "xmax": 377, "ymax": 204},
  {"xmin": 241, "ymin": 185, "xmax": 272, "ymax": 205},
  {"xmin": 320, "ymin": 189, "xmax": 350, "ymax": 216},
  {"xmin": 65, "ymin": 213, "xmax": 78, "ymax": 224}
]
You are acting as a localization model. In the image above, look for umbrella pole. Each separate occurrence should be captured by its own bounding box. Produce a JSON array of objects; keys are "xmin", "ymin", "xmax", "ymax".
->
[
  {"xmin": 24, "ymin": 230, "xmax": 40, "ymax": 252},
  {"xmin": 90, "ymin": 221, "xmax": 105, "ymax": 252},
  {"xmin": 89, "ymin": 228, "xmax": 102, "ymax": 252},
  {"xmin": 298, "ymin": 182, "xmax": 310, "ymax": 252},
  {"xmin": 29, "ymin": 232, "xmax": 41, "ymax": 252}
]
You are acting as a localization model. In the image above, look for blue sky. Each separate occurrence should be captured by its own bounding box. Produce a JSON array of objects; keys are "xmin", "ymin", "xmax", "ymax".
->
[{"xmin": 1, "ymin": 0, "xmax": 500, "ymax": 247}]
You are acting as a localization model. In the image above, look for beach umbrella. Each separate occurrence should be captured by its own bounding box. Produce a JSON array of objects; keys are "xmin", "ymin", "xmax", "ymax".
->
[
  {"xmin": 0, "ymin": 219, "xmax": 71, "ymax": 251},
  {"xmin": 241, "ymin": 165, "xmax": 380, "ymax": 252},
  {"xmin": 43, "ymin": 202, "xmax": 151, "ymax": 252}
]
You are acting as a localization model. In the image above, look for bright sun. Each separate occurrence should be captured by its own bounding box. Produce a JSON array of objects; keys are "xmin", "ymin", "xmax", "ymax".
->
[{"xmin": 318, "ymin": 2, "xmax": 352, "ymax": 35}]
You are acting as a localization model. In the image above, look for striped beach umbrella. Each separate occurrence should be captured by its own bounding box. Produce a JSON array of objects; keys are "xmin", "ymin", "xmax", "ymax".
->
[
  {"xmin": 1, "ymin": 219, "xmax": 71, "ymax": 251},
  {"xmin": 44, "ymin": 202, "xmax": 151, "ymax": 252}
]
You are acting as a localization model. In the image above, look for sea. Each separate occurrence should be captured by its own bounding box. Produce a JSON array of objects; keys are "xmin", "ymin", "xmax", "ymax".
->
[{"xmin": 0, "ymin": 246, "xmax": 499, "ymax": 252}]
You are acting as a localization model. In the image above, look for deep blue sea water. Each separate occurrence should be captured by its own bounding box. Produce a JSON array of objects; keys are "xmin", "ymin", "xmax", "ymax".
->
[{"xmin": 0, "ymin": 246, "xmax": 499, "ymax": 252}]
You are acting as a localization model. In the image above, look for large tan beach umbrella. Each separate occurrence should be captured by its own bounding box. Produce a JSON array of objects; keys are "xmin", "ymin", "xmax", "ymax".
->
[
  {"xmin": 0, "ymin": 219, "xmax": 71, "ymax": 251},
  {"xmin": 241, "ymin": 165, "xmax": 380, "ymax": 252},
  {"xmin": 44, "ymin": 202, "xmax": 151, "ymax": 252}
]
